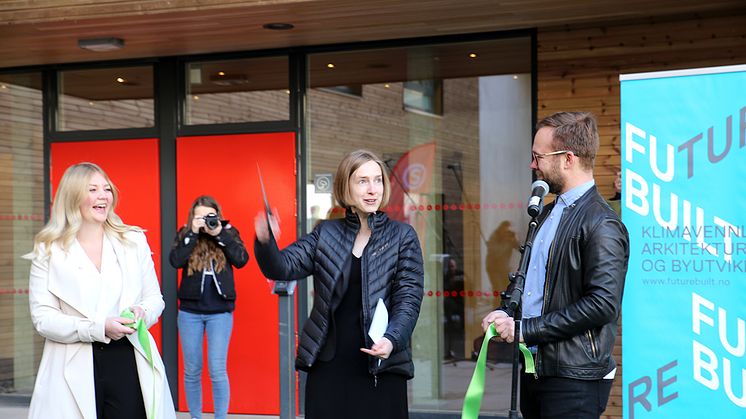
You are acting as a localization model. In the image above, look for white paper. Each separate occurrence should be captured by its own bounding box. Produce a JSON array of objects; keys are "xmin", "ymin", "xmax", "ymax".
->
[{"xmin": 368, "ymin": 298, "xmax": 388, "ymax": 343}]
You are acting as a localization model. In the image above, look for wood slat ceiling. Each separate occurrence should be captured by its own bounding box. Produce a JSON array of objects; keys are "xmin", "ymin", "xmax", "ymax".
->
[
  {"xmin": 1, "ymin": 0, "xmax": 745, "ymax": 70},
  {"xmin": 2, "ymin": 36, "xmax": 532, "ymax": 101}
]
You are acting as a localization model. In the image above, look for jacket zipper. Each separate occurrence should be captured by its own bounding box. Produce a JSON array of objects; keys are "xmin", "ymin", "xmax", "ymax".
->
[
  {"xmin": 359, "ymin": 216, "xmax": 379, "ymax": 387},
  {"xmin": 587, "ymin": 330, "xmax": 597, "ymax": 358},
  {"xmin": 536, "ymin": 217, "xmax": 557, "ymax": 379},
  {"xmin": 537, "ymin": 203, "xmax": 579, "ymax": 379}
]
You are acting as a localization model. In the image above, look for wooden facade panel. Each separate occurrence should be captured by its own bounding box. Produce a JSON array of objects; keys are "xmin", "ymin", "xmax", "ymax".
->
[
  {"xmin": 539, "ymin": 13, "xmax": 746, "ymax": 47},
  {"xmin": 538, "ymin": 84, "xmax": 620, "ymax": 101},
  {"xmin": 539, "ymin": 56, "xmax": 745, "ymax": 78},
  {"xmin": 3, "ymin": 0, "xmax": 742, "ymax": 24},
  {"xmin": 539, "ymin": 75, "xmax": 618, "ymax": 89},
  {"xmin": 540, "ymin": 35, "xmax": 746, "ymax": 63},
  {"xmin": 0, "ymin": 0, "xmax": 299, "ymax": 22}
]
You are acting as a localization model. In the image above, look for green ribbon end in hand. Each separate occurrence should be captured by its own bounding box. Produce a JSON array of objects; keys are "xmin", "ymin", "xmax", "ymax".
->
[
  {"xmin": 461, "ymin": 323, "xmax": 535, "ymax": 419},
  {"xmin": 121, "ymin": 308, "xmax": 156, "ymax": 419}
]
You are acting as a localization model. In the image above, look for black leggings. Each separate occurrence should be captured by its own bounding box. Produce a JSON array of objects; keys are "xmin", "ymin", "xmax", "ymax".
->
[{"xmin": 92, "ymin": 338, "xmax": 147, "ymax": 419}]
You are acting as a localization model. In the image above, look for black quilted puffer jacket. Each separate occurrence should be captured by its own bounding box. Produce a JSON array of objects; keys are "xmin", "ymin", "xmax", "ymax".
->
[{"xmin": 254, "ymin": 210, "xmax": 424, "ymax": 378}]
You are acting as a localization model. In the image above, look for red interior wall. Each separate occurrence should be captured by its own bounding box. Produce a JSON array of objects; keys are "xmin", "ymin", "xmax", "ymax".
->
[
  {"xmin": 50, "ymin": 139, "xmax": 163, "ymax": 346},
  {"xmin": 175, "ymin": 132, "xmax": 297, "ymax": 415}
]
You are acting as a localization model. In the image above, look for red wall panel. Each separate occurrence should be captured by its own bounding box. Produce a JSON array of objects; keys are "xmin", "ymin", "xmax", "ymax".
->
[
  {"xmin": 50, "ymin": 139, "xmax": 163, "ymax": 346},
  {"xmin": 175, "ymin": 132, "xmax": 297, "ymax": 415}
]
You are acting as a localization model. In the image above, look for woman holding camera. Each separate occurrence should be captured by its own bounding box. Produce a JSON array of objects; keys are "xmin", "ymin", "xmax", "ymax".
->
[{"xmin": 169, "ymin": 195, "xmax": 249, "ymax": 419}]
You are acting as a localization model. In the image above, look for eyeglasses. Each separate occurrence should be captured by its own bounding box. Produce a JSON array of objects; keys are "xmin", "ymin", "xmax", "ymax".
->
[{"xmin": 531, "ymin": 150, "xmax": 570, "ymax": 164}]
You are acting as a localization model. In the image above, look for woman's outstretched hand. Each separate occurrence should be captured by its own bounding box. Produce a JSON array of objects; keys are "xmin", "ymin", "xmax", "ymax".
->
[
  {"xmin": 360, "ymin": 337, "xmax": 393, "ymax": 360},
  {"xmin": 254, "ymin": 210, "xmax": 281, "ymax": 243}
]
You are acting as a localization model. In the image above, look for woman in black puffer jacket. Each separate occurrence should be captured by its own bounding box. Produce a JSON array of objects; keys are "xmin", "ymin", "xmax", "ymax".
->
[{"xmin": 254, "ymin": 149, "xmax": 424, "ymax": 419}]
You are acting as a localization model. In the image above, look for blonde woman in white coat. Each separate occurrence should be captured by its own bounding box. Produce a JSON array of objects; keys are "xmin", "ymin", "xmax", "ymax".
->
[{"xmin": 25, "ymin": 162, "xmax": 176, "ymax": 419}]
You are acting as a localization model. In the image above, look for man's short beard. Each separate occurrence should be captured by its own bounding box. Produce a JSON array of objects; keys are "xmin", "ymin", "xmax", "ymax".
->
[
  {"xmin": 534, "ymin": 168, "xmax": 564, "ymax": 195},
  {"xmin": 546, "ymin": 178, "xmax": 564, "ymax": 195}
]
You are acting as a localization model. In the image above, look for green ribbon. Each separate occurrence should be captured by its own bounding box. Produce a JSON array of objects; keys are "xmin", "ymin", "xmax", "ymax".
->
[
  {"xmin": 121, "ymin": 309, "xmax": 156, "ymax": 419},
  {"xmin": 461, "ymin": 323, "xmax": 535, "ymax": 419}
]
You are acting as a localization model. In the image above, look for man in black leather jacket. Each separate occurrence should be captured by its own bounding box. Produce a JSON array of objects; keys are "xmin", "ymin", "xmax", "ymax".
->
[{"xmin": 482, "ymin": 112, "xmax": 629, "ymax": 419}]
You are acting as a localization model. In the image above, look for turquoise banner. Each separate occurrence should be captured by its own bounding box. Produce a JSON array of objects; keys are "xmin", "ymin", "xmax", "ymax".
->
[{"xmin": 621, "ymin": 65, "xmax": 746, "ymax": 418}]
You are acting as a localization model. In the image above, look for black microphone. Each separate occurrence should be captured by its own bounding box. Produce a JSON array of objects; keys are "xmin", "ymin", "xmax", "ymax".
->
[{"xmin": 527, "ymin": 180, "xmax": 549, "ymax": 217}]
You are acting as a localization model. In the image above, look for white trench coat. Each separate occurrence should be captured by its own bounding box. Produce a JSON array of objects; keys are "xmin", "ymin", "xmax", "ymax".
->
[{"xmin": 27, "ymin": 231, "xmax": 176, "ymax": 419}]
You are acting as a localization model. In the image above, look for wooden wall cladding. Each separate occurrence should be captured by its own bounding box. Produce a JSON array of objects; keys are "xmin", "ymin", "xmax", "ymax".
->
[
  {"xmin": 536, "ymin": 11, "xmax": 746, "ymax": 418},
  {"xmin": 538, "ymin": 12, "xmax": 746, "ymax": 200}
]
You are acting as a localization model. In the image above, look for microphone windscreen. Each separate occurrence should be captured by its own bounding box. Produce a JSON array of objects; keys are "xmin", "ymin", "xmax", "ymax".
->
[
  {"xmin": 527, "ymin": 180, "xmax": 549, "ymax": 217},
  {"xmin": 531, "ymin": 180, "xmax": 549, "ymax": 197}
]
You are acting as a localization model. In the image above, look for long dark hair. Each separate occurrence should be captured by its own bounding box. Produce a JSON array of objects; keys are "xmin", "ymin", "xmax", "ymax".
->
[{"xmin": 183, "ymin": 195, "xmax": 227, "ymax": 275}]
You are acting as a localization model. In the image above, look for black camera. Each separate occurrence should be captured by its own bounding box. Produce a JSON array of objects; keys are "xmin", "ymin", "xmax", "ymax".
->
[{"xmin": 203, "ymin": 213, "xmax": 221, "ymax": 230}]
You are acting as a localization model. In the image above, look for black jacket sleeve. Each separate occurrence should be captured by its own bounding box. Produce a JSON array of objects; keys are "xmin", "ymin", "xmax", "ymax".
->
[
  {"xmin": 169, "ymin": 226, "xmax": 198, "ymax": 269},
  {"xmin": 253, "ymin": 225, "xmax": 320, "ymax": 281},
  {"xmin": 213, "ymin": 225, "xmax": 249, "ymax": 268},
  {"xmin": 383, "ymin": 224, "xmax": 424, "ymax": 354}
]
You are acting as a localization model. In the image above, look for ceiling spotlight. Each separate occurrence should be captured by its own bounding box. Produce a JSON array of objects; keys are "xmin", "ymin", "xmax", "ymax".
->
[
  {"xmin": 262, "ymin": 22, "xmax": 295, "ymax": 30},
  {"xmin": 218, "ymin": 71, "xmax": 226, "ymax": 76},
  {"xmin": 327, "ymin": 63, "xmax": 335, "ymax": 69},
  {"xmin": 468, "ymin": 53, "xmax": 478, "ymax": 59},
  {"xmin": 78, "ymin": 37, "xmax": 125, "ymax": 52},
  {"xmin": 115, "ymin": 77, "xmax": 126, "ymax": 83}
]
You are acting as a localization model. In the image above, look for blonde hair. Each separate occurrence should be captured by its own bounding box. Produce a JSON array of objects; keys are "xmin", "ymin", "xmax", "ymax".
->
[
  {"xmin": 333, "ymin": 149, "xmax": 391, "ymax": 209},
  {"xmin": 181, "ymin": 195, "xmax": 229, "ymax": 276},
  {"xmin": 28, "ymin": 162, "xmax": 141, "ymax": 258}
]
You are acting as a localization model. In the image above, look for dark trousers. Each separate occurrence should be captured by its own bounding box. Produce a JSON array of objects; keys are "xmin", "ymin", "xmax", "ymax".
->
[
  {"xmin": 520, "ymin": 372, "xmax": 613, "ymax": 419},
  {"xmin": 92, "ymin": 337, "xmax": 147, "ymax": 419}
]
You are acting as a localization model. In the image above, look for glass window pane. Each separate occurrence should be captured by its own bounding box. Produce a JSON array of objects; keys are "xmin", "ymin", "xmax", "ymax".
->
[
  {"xmin": 0, "ymin": 72, "xmax": 44, "ymax": 394},
  {"xmin": 403, "ymin": 80, "xmax": 443, "ymax": 115},
  {"xmin": 185, "ymin": 56, "xmax": 289, "ymax": 124},
  {"xmin": 58, "ymin": 66, "xmax": 154, "ymax": 131},
  {"xmin": 307, "ymin": 36, "xmax": 532, "ymax": 415}
]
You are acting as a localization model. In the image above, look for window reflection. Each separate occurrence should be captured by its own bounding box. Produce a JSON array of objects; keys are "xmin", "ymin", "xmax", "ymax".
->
[
  {"xmin": 185, "ymin": 56, "xmax": 289, "ymax": 124},
  {"xmin": 0, "ymin": 72, "xmax": 44, "ymax": 394},
  {"xmin": 58, "ymin": 66, "xmax": 154, "ymax": 131},
  {"xmin": 403, "ymin": 80, "xmax": 443, "ymax": 116}
]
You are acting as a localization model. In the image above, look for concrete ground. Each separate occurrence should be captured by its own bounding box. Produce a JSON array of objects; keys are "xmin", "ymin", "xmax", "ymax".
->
[
  {"xmin": 0, "ymin": 393, "xmax": 277, "ymax": 419},
  {"xmin": 0, "ymin": 358, "xmax": 514, "ymax": 418}
]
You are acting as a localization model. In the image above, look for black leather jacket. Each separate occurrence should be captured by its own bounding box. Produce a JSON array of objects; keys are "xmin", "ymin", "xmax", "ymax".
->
[
  {"xmin": 513, "ymin": 186, "xmax": 629, "ymax": 380},
  {"xmin": 254, "ymin": 210, "xmax": 424, "ymax": 378},
  {"xmin": 170, "ymin": 225, "xmax": 249, "ymax": 304}
]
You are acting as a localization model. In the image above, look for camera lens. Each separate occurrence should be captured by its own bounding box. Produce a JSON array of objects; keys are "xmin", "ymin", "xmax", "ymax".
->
[{"xmin": 204, "ymin": 214, "xmax": 219, "ymax": 229}]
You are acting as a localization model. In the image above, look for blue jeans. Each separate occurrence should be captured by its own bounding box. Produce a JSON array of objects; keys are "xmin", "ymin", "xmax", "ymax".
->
[{"xmin": 178, "ymin": 310, "xmax": 233, "ymax": 419}]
